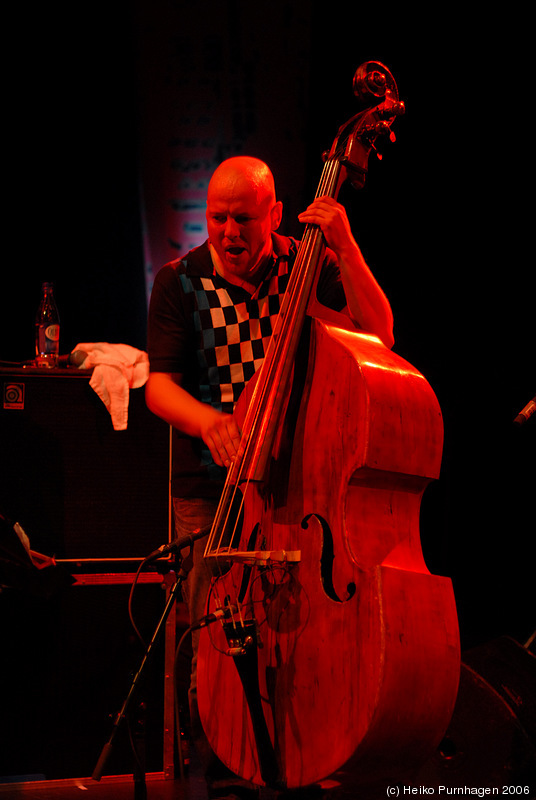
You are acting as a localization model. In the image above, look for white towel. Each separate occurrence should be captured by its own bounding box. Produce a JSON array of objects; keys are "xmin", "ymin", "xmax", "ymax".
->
[{"xmin": 75, "ymin": 342, "xmax": 150, "ymax": 430}]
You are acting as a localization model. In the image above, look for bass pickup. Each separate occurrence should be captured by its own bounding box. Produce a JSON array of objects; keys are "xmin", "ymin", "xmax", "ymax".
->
[{"xmin": 205, "ymin": 549, "xmax": 301, "ymax": 567}]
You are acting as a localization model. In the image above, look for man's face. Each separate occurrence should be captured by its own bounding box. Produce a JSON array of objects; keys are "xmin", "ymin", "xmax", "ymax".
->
[{"xmin": 206, "ymin": 173, "xmax": 281, "ymax": 285}]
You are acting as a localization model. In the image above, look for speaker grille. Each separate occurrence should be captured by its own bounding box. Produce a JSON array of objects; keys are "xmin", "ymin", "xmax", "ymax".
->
[{"xmin": 1, "ymin": 369, "xmax": 170, "ymax": 560}]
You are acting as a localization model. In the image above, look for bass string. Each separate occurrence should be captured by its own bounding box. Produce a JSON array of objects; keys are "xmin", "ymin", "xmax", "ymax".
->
[
  {"xmin": 220, "ymin": 156, "xmax": 343, "ymax": 494},
  {"xmin": 204, "ymin": 221, "xmax": 324, "ymax": 560},
  {"xmin": 203, "ymin": 157, "xmax": 344, "ymax": 614},
  {"xmin": 204, "ymin": 156, "xmax": 342, "ymax": 560},
  {"xmin": 224, "ymin": 157, "xmax": 343, "ymax": 494}
]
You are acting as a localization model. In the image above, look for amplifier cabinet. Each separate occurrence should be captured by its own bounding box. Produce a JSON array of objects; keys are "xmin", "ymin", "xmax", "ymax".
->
[
  {"xmin": 0, "ymin": 368, "xmax": 170, "ymax": 561},
  {"xmin": 0, "ymin": 368, "xmax": 178, "ymax": 784}
]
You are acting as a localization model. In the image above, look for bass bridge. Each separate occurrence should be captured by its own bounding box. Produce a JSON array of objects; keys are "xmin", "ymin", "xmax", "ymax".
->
[{"xmin": 205, "ymin": 547, "xmax": 301, "ymax": 567}]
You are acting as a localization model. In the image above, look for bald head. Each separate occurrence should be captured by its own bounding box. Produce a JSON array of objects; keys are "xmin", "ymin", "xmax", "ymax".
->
[
  {"xmin": 207, "ymin": 156, "xmax": 277, "ymax": 207},
  {"xmin": 206, "ymin": 156, "xmax": 283, "ymax": 288}
]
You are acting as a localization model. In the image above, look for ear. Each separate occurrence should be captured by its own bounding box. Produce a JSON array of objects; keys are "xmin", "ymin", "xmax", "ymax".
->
[{"xmin": 270, "ymin": 201, "xmax": 283, "ymax": 231}]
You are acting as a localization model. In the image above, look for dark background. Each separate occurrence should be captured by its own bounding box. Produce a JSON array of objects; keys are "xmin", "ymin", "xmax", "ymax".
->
[{"xmin": 3, "ymin": 1, "xmax": 534, "ymax": 655}]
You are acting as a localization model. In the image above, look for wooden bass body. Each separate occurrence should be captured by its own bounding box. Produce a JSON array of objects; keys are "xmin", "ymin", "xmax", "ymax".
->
[{"xmin": 197, "ymin": 314, "xmax": 460, "ymax": 789}]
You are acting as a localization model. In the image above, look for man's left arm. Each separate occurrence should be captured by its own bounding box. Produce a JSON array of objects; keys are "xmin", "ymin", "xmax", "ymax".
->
[{"xmin": 298, "ymin": 196, "xmax": 394, "ymax": 349}]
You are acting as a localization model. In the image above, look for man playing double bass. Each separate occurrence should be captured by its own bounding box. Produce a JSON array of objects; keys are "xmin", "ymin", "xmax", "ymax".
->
[{"xmin": 146, "ymin": 155, "xmax": 394, "ymax": 800}]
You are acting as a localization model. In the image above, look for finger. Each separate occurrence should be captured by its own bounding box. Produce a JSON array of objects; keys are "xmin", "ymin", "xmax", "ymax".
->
[
  {"xmin": 205, "ymin": 431, "xmax": 225, "ymax": 467},
  {"xmin": 211, "ymin": 419, "xmax": 241, "ymax": 468},
  {"xmin": 220, "ymin": 420, "xmax": 242, "ymax": 466},
  {"xmin": 300, "ymin": 197, "xmax": 339, "ymax": 214}
]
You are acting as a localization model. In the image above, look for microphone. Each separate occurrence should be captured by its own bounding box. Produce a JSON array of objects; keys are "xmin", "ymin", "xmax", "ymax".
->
[
  {"xmin": 57, "ymin": 349, "xmax": 88, "ymax": 367},
  {"xmin": 190, "ymin": 604, "xmax": 237, "ymax": 631},
  {"xmin": 147, "ymin": 526, "xmax": 211, "ymax": 561},
  {"xmin": 514, "ymin": 395, "xmax": 536, "ymax": 426}
]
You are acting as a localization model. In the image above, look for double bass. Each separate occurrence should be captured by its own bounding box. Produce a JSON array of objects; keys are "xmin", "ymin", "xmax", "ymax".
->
[{"xmin": 196, "ymin": 62, "xmax": 460, "ymax": 790}]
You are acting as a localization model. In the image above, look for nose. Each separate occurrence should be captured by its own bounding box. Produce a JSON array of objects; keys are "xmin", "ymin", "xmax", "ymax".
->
[{"xmin": 224, "ymin": 216, "xmax": 240, "ymax": 239}]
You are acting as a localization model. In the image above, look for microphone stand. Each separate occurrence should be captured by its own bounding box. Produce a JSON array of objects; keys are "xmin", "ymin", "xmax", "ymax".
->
[{"xmin": 91, "ymin": 546, "xmax": 194, "ymax": 793}]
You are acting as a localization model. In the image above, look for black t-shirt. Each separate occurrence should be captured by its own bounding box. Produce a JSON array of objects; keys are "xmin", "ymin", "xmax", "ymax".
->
[{"xmin": 147, "ymin": 233, "xmax": 346, "ymax": 497}]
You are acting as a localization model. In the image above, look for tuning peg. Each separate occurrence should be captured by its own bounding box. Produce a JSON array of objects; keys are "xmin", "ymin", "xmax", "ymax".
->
[
  {"xmin": 369, "ymin": 125, "xmax": 397, "ymax": 160},
  {"xmin": 374, "ymin": 120, "xmax": 391, "ymax": 135},
  {"xmin": 370, "ymin": 140, "xmax": 383, "ymax": 161}
]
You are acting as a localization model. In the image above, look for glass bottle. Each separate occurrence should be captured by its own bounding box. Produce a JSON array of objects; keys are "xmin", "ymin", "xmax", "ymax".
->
[{"xmin": 35, "ymin": 282, "xmax": 60, "ymax": 367}]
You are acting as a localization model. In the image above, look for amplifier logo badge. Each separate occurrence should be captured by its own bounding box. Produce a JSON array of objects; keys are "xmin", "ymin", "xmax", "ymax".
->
[{"xmin": 3, "ymin": 382, "xmax": 25, "ymax": 410}]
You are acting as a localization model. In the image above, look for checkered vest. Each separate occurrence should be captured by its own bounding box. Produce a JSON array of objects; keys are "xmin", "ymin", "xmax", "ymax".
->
[{"xmin": 179, "ymin": 245, "xmax": 292, "ymax": 414}]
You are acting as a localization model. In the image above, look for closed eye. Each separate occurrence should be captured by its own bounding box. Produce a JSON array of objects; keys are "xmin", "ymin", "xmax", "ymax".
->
[{"xmin": 209, "ymin": 213, "xmax": 255, "ymax": 225}]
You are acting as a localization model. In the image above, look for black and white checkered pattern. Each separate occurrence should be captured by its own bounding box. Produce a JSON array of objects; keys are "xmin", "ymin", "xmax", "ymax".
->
[{"xmin": 181, "ymin": 260, "xmax": 290, "ymax": 413}]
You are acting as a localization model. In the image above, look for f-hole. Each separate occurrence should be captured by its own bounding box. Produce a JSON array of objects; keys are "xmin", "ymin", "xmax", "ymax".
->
[{"xmin": 301, "ymin": 513, "xmax": 356, "ymax": 603}]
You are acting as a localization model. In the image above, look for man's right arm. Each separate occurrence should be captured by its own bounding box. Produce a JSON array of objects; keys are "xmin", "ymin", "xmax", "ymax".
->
[{"xmin": 145, "ymin": 372, "xmax": 241, "ymax": 467}]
